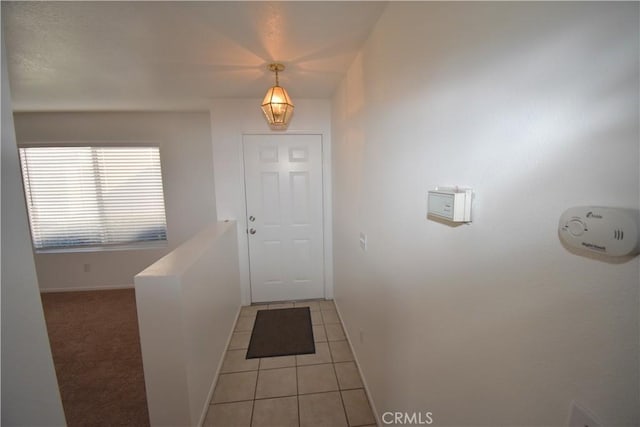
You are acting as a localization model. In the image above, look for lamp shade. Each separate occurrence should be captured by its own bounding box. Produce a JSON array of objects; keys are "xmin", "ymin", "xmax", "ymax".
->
[{"xmin": 261, "ymin": 85, "xmax": 294, "ymax": 127}]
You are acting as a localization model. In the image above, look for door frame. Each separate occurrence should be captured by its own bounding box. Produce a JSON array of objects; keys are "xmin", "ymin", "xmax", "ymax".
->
[{"xmin": 240, "ymin": 132, "xmax": 333, "ymax": 304}]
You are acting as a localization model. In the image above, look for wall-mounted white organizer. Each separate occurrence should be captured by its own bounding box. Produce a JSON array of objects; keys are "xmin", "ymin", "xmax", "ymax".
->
[
  {"xmin": 427, "ymin": 187, "xmax": 473, "ymax": 223},
  {"xmin": 558, "ymin": 206, "xmax": 640, "ymax": 257}
]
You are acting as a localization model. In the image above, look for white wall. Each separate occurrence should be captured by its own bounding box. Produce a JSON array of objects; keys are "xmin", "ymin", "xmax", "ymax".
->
[
  {"xmin": 210, "ymin": 99, "xmax": 333, "ymax": 305},
  {"xmin": 135, "ymin": 221, "xmax": 240, "ymax": 426},
  {"xmin": 332, "ymin": 3, "xmax": 639, "ymax": 426},
  {"xmin": 13, "ymin": 112, "xmax": 217, "ymax": 291},
  {"xmin": 1, "ymin": 38, "xmax": 66, "ymax": 426}
]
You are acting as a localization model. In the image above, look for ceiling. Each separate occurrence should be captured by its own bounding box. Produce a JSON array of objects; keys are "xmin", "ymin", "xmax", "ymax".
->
[{"xmin": 2, "ymin": 1, "xmax": 387, "ymax": 111}]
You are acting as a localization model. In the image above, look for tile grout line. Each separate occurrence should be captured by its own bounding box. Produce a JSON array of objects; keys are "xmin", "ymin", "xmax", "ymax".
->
[
  {"xmin": 335, "ymin": 366, "xmax": 352, "ymax": 427},
  {"xmin": 300, "ymin": 303, "xmax": 329, "ymax": 426},
  {"xmin": 332, "ymin": 300, "xmax": 379, "ymax": 427},
  {"xmin": 249, "ymin": 364, "xmax": 259, "ymax": 427},
  {"xmin": 326, "ymin": 302, "xmax": 352, "ymax": 427},
  {"xmin": 215, "ymin": 388, "xmax": 363, "ymax": 406},
  {"xmin": 296, "ymin": 356, "xmax": 301, "ymax": 427}
]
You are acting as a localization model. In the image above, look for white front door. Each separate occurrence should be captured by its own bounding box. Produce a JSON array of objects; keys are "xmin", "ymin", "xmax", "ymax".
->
[{"xmin": 243, "ymin": 134, "xmax": 324, "ymax": 303}]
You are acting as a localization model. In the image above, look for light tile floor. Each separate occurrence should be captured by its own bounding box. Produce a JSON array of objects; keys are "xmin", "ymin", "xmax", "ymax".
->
[{"xmin": 204, "ymin": 300, "xmax": 377, "ymax": 427}]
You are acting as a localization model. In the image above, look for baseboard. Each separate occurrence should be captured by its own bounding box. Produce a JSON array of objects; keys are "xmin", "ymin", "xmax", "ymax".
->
[
  {"xmin": 197, "ymin": 304, "xmax": 242, "ymax": 427},
  {"xmin": 39, "ymin": 284, "xmax": 134, "ymax": 293},
  {"xmin": 333, "ymin": 300, "xmax": 381, "ymax": 427}
]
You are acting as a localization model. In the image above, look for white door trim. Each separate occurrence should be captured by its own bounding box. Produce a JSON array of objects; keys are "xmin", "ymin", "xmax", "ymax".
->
[{"xmin": 238, "ymin": 131, "xmax": 333, "ymax": 304}]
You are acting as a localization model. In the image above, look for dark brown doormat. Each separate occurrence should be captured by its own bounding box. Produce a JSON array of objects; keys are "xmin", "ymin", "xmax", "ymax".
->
[{"xmin": 246, "ymin": 307, "xmax": 315, "ymax": 359}]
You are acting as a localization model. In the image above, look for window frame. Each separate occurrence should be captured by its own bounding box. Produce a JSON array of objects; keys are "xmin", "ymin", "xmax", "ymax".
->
[{"xmin": 18, "ymin": 141, "xmax": 170, "ymax": 254}]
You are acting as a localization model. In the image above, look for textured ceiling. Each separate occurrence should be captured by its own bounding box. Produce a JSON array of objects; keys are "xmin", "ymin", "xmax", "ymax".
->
[{"xmin": 2, "ymin": 1, "xmax": 386, "ymax": 111}]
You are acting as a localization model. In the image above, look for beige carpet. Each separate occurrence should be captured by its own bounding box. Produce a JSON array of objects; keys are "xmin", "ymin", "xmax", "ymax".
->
[{"xmin": 41, "ymin": 289, "xmax": 150, "ymax": 427}]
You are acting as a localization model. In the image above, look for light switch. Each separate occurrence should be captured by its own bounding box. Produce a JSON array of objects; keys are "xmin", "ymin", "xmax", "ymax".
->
[{"xmin": 359, "ymin": 232, "xmax": 367, "ymax": 251}]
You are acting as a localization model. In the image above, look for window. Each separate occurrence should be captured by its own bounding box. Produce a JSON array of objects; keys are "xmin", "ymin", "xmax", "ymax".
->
[{"xmin": 19, "ymin": 145, "xmax": 168, "ymax": 252}]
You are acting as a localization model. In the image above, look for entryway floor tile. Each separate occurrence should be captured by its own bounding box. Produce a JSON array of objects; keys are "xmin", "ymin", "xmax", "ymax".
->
[{"xmin": 208, "ymin": 300, "xmax": 376, "ymax": 426}]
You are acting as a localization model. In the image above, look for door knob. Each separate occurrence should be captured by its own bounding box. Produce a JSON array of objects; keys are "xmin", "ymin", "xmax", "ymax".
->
[
  {"xmin": 249, "ymin": 228, "xmax": 256, "ymax": 235},
  {"xmin": 249, "ymin": 216, "xmax": 256, "ymax": 222}
]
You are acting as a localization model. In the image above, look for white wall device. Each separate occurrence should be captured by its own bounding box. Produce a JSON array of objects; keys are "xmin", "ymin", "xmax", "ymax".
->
[
  {"xmin": 558, "ymin": 206, "xmax": 640, "ymax": 257},
  {"xmin": 427, "ymin": 188, "xmax": 472, "ymax": 222}
]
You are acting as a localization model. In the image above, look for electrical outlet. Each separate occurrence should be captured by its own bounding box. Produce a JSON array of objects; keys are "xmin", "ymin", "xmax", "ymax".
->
[
  {"xmin": 83, "ymin": 263, "xmax": 91, "ymax": 273},
  {"xmin": 359, "ymin": 232, "xmax": 367, "ymax": 251},
  {"xmin": 568, "ymin": 401, "xmax": 601, "ymax": 427}
]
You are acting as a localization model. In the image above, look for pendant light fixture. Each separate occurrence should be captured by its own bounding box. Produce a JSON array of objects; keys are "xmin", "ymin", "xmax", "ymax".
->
[{"xmin": 261, "ymin": 63, "xmax": 294, "ymax": 127}]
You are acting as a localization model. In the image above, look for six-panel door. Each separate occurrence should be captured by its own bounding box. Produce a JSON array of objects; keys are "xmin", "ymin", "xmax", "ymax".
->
[{"xmin": 243, "ymin": 134, "xmax": 324, "ymax": 302}]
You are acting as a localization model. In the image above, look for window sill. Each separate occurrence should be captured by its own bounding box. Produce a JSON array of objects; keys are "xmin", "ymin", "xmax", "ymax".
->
[{"xmin": 35, "ymin": 242, "xmax": 168, "ymax": 255}]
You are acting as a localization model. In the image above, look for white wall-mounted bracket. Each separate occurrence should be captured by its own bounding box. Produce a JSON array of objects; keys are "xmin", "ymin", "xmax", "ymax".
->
[{"xmin": 427, "ymin": 186, "xmax": 473, "ymax": 223}]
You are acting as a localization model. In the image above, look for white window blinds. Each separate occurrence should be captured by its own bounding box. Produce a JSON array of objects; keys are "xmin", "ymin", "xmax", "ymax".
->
[{"xmin": 19, "ymin": 146, "xmax": 168, "ymax": 251}]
